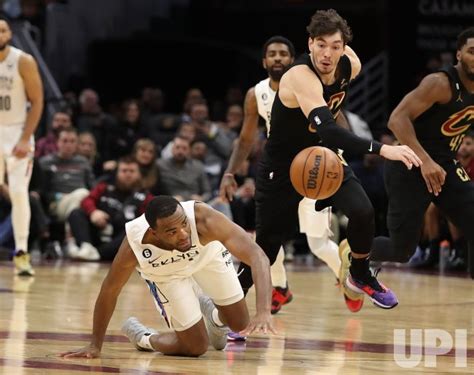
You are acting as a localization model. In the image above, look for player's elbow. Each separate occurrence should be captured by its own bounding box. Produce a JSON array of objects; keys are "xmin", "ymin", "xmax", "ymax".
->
[{"xmin": 387, "ymin": 111, "xmax": 403, "ymax": 132}]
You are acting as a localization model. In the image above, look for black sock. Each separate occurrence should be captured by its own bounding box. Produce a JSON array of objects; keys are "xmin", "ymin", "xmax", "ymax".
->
[
  {"xmin": 349, "ymin": 255, "xmax": 371, "ymax": 280},
  {"xmin": 427, "ymin": 239, "xmax": 440, "ymax": 261}
]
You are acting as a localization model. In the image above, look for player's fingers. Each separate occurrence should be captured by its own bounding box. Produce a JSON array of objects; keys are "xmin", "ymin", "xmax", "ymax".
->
[
  {"xmin": 429, "ymin": 176, "xmax": 441, "ymax": 196},
  {"xmin": 240, "ymin": 324, "xmax": 255, "ymax": 336},
  {"xmin": 61, "ymin": 352, "xmax": 81, "ymax": 358},
  {"xmin": 401, "ymin": 155, "xmax": 413, "ymax": 170},
  {"xmin": 407, "ymin": 150, "xmax": 422, "ymax": 167},
  {"xmin": 423, "ymin": 175, "xmax": 433, "ymax": 194},
  {"xmin": 266, "ymin": 324, "xmax": 277, "ymax": 334},
  {"xmin": 225, "ymin": 187, "xmax": 233, "ymax": 202},
  {"xmin": 436, "ymin": 173, "xmax": 445, "ymax": 188}
]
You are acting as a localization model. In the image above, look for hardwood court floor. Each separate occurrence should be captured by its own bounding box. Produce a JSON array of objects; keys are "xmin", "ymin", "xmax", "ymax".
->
[{"xmin": 0, "ymin": 260, "xmax": 472, "ymax": 375}]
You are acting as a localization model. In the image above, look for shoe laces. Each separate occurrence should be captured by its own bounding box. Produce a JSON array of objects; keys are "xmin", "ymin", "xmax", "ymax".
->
[{"xmin": 357, "ymin": 268, "xmax": 385, "ymax": 293}]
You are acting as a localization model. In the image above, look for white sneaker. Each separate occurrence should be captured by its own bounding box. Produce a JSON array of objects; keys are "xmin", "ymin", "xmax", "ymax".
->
[
  {"xmin": 199, "ymin": 295, "xmax": 229, "ymax": 350},
  {"xmin": 121, "ymin": 317, "xmax": 156, "ymax": 351},
  {"xmin": 75, "ymin": 242, "xmax": 101, "ymax": 261},
  {"xmin": 66, "ymin": 240, "xmax": 80, "ymax": 259}
]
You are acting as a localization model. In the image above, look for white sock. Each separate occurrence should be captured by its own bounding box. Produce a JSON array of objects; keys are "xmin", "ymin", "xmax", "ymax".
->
[
  {"xmin": 138, "ymin": 333, "xmax": 155, "ymax": 350},
  {"xmin": 211, "ymin": 308, "xmax": 225, "ymax": 327},
  {"xmin": 270, "ymin": 247, "xmax": 287, "ymax": 288},
  {"xmin": 307, "ymin": 236, "xmax": 341, "ymax": 278}
]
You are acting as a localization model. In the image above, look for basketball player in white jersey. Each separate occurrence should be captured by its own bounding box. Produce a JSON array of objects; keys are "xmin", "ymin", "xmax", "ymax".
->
[
  {"xmin": 0, "ymin": 17, "xmax": 44, "ymax": 276},
  {"xmin": 220, "ymin": 36, "xmax": 351, "ymax": 315},
  {"xmin": 60, "ymin": 196, "xmax": 275, "ymax": 358}
]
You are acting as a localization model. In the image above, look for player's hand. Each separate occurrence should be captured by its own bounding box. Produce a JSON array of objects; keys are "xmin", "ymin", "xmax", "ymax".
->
[
  {"xmin": 12, "ymin": 139, "xmax": 32, "ymax": 159},
  {"xmin": 240, "ymin": 313, "xmax": 277, "ymax": 336},
  {"xmin": 59, "ymin": 344, "xmax": 100, "ymax": 359},
  {"xmin": 90, "ymin": 210, "xmax": 109, "ymax": 228},
  {"xmin": 420, "ymin": 158, "xmax": 446, "ymax": 196},
  {"xmin": 379, "ymin": 144, "xmax": 422, "ymax": 170},
  {"xmin": 219, "ymin": 173, "xmax": 238, "ymax": 202}
]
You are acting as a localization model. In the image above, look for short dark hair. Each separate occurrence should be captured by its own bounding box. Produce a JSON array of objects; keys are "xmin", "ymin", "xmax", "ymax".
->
[
  {"xmin": 0, "ymin": 14, "xmax": 12, "ymax": 27},
  {"xmin": 118, "ymin": 155, "xmax": 139, "ymax": 166},
  {"xmin": 466, "ymin": 129, "xmax": 474, "ymax": 139},
  {"xmin": 145, "ymin": 196, "xmax": 181, "ymax": 229},
  {"xmin": 306, "ymin": 9, "xmax": 352, "ymax": 45},
  {"xmin": 262, "ymin": 36, "xmax": 295, "ymax": 58},
  {"xmin": 457, "ymin": 27, "xmax": 474, "ymax": 50}
]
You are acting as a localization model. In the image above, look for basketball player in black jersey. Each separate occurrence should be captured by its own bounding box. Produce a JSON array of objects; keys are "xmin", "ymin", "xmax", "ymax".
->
[
  {"xmin": 237, "ymin": 9, "xmax": 422, "ymax": 310},
  {"xmin": 369, "ymin": 27, "xmax": 474, "ymax": 279}
]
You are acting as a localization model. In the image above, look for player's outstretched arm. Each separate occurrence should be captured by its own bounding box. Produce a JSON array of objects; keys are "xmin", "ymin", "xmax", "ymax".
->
[
  {"xmin": 59, "ymin": 236, "xmax": 138, "ymax": 358},
  {"xmin": 281, "ymin": 66, "xmax": 422, "ymax": 168},
  {"xmin": 388, "ymin": 73, "xmax": 451, "ymax": 195},
  {"xmin": 220, "ymin": 87, "xmax": 260, "ymax": 201},
  {"xmin": 195, "ymin": 202, "xmax": 275, "ymax": 335}
]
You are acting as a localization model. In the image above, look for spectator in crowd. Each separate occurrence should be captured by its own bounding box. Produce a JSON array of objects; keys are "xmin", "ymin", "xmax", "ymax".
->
[
  {"xmin": 190, "ymin": 101, "xmax": 236, "ymax": 161},
  {"xmin": 221, "ymin": 104, "xmax": 244, "ymax": 136},
  {"xmin": 131, "ymin": 138, "xmax": 159, "ymax": 193},
  {"xmin": 75, "ymin": 88, "xmax": 116, "ymax": 154},
  {"xmin": 181, "ymin": 87, "xmax": 205, "ymax": 122},
  {"xmin": 160, "ymin": 121, "xmax": 196, "ymax": 160},
  {"xmin": 67, "ymin": 156, "xmax": 153, "ymax": 261},
  {"xmin": 141, "ymin": 87, "xmax": 164, "ymax": 123},
  {"xmin": 103, "ymin": 99, "xmax": 145, "ymax": 164},
  {"xmin": 157, "ymin": 136, "xmax": 211, "ymax": 202},
  {"xmin": 39, "ymin": 128, "xmax": 93, "ymax": 222},
  {"xmin": 77, "ymin": 131, "xmax": 101, "ymax": 176},
  {"xmin": 35, "ymin": 110, "xmax": 72, "ymax": 158}
]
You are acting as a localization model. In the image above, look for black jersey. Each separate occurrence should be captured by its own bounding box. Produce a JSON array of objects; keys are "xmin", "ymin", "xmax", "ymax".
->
[
  {"xmin": 414, "ymin": 65, "xmax": 474, "ymax": 162},
  {"xmin": 263, "ymin": 53, "xmax": 352, "ymax": 166}
]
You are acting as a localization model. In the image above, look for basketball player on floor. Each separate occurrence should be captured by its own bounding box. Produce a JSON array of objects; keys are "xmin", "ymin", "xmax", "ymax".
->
[
  {"xmin": 60, "ymin": 196, "xmax": 275, "ymax": 358},
  {"xmin": 220, "ymin": 36, "xmax": 343, "ymax": 314},
  {"xmin": 236, "ymin": 9, "xmax": 422, "ymax": 311},
  {"xmin": 368, "ymin": 27, "xmax": 474, "ymax": 279},
  {"xmin": 0, "ymin": 17, "xmax": 44, "ymax": 276}
]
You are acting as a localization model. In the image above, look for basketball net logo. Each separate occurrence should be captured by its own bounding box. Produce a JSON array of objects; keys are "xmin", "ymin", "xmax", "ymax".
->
[
  {"xmin": 440, "ymin": 106, "xmax": 474, "ymax": 137},
  {"xmin": 308, "ymin": 91, "xmax": 346, "ymax": 133}
]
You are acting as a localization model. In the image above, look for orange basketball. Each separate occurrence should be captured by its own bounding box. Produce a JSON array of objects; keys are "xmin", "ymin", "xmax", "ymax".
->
[{"xmin": 290, "ymin": 146, "xmax": 343, "ymax": 200}]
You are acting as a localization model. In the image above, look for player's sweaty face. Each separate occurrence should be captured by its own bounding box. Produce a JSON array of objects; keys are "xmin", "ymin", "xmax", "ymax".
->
[
  {"xmin": 309, "ymin": 32, "xmax": 344, "ymax": 75},
  {"xmin": 155, "ymin": 207, "xmax": 192, "ymax": 252}
]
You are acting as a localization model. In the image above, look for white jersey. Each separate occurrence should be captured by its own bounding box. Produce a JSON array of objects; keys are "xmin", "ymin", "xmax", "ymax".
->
[
  {"xmin": 0, "ymin": 47, "xmax": 27, "ymax": 126},
  {"xmin": 125, "ymin": 201, "xmax": 227, "ymax": 283},
  {"xmin": 254, "ymin": 77, "xmax": 276, "ymax": 137}
]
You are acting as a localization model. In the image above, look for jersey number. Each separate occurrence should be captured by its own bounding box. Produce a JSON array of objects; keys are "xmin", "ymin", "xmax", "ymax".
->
[
  {"xmin": 0, "ymin": 95, "xmax": 11, "ymax": 110},
  {"xmin": 456, "ymin": 167, "xmax": 470, "ymax": 182},
  {"xmin": 449, "ymin": 134, "xmax": 465, "ymax": 152}
]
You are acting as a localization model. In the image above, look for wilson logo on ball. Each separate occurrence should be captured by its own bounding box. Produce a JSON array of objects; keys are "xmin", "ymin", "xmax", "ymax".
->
[
  {"xmin": 307, "ymin": 155, "xmax": 322, "ymax": 190},
  {"xmin": 290, "ymin": 146, "xmax": 343, "ymax": 200}
]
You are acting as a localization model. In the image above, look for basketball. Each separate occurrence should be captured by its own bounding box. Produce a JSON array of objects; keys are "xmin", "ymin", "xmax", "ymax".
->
[{"xmin": 290, "ymin": 146, "xmax": 343, "ymax": 200}]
